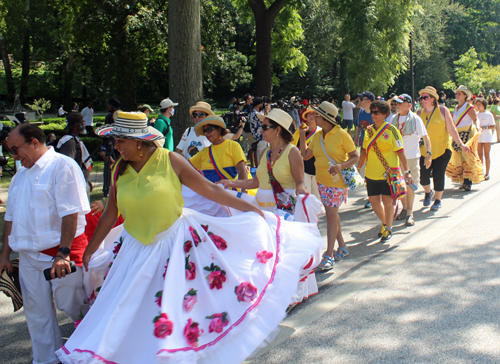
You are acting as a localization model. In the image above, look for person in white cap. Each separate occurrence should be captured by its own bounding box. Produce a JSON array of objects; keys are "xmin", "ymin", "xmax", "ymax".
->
[{"xmin": 155, "ymin": 98, "xmax": 178, "ymax": 151}]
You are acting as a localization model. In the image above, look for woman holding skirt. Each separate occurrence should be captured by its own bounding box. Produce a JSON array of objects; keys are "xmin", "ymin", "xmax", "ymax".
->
[{"xmin": 56, "ymin": 112, "xmax": 323, "ymax": 364}]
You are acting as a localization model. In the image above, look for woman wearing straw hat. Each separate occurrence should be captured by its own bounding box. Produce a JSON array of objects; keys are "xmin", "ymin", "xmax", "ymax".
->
[
  {"xmin": 292, "ymin": 106, "xmax": 322, "ymax": 202},
  {"xmin": 300, "ymin": 101, "xmax": 358, "ymax": 269},
  {"xmin": 58, "ymin": 111, "xmax": 324, "ymax": 364},
  {"xmin": 416, "ymin": 86, "xmax": 471, "ymax": 209},
  {"xmin": 175, "ymin": 101, "xmax": 214, "ymax": 159},
  {"xmin": 189, "ymin": 115, "xmax": 247, "ymax": 184},
  {"xmin": 220, "ymin": 108, "xmax": 307, "ymax": 212},
  {"xmin": 445, "ymin": 85, "xmax": 484, "ymax": 191}
]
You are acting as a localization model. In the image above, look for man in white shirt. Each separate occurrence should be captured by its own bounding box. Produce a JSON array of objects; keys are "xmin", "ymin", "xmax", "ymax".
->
[
  {"xmin": 0, "ymin": 124, "xmax": 90, "ymax": 364},
  {"xmin": 341, "ymin": 94, "xmax": 356, "ymax": 135},
  {"xmin": 387, "ymin": 96, "xmax": 398, "ymax": 122},
  {"xmin": 391, "ymin": 94, "xmax": 432, "ymax": 226},
  {"xmin": 81, "ymin": 101, "xmax": 94, "ymax": 135},
  {"xmin": 58, "ymin": 104, "xmax": 67, "ymax": 117}
]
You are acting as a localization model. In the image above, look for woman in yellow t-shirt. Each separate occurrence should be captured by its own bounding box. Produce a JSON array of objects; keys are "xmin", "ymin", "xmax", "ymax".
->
[
  {"xmin": 221, "ymin": 109, "xmax": 307, "ymax": 212},
  {"xmin": 58, "ymin": 112, "xmax": 325, "ymax": 364},
  {"xmin": 357, "ymin": 100, "xmax": 413, "ymax": 243},
  {"xmin": 189, "ymin": 115, "xmax": 247, "ymax": 184},
  {"xmin": 299, "ymin": 101, "xmax": 359, "ymax": 270}
]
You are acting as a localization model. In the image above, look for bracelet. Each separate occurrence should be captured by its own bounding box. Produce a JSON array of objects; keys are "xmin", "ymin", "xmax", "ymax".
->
[{"xmin": 101, "ymin": 197, "xmax": 107, "ymax": 206}]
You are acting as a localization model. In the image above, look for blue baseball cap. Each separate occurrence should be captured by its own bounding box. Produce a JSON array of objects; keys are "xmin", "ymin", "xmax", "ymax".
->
[{"xmin": 394, "ymin": 93, "xmax": 412, "ymax": 104}]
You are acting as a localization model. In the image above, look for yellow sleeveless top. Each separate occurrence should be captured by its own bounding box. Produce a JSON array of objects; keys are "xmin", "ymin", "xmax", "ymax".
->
[
  {"xmin": 114, "ymin": 148, "xmax": 184, "ymax": 245},
  {"xmin": 419, "ymin": 107, "xmax": 451, "ymax": 159},
  {"xmin": 256, "ymin": 143, "xmax": 296, "ymax": 190}
]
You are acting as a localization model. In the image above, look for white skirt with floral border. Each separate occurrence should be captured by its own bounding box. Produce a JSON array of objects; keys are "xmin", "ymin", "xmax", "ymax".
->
[{"xmin": 57, "ymin": 208, "xmax": 323, "ymax": 364}]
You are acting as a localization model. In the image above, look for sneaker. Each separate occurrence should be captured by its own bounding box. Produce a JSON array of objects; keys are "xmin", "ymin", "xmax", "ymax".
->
[
  {"xmin": 365, "ymin": 201, "xmax": 372, "ymax": 209},
  {"xmin": 423, "ymin": 189, "xmax": 434, "ymax": 207},
  {"xmin": 377, "ymin": 224, "xmax": 386, "ymax": 238},
  {"xmin": 430, "ymin": 200, "xmax": 442, "ymax": 210},
  {"xmin": 380, "ymin": 229, "xmax": 393, "ymax": 242}
]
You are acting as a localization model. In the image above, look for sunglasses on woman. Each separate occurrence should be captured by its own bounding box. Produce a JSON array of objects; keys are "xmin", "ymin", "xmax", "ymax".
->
[
  {"xmin": 370, "ymin": 110, "xmax": 382, "ymax": 115},
  {"xmin": 192, "ymin": 112, "xmax": 207, "ymax": 118},
  {"xmin": 261, "ymin": 124, "xmax": 276, "ymax": 131},
  {"xmin": 419, "ymin": 96, "xmax": 431, "ymax": 101},
  {"xmin": 203, "ymin": 126, "xmax": 217, "ymax": 134}
]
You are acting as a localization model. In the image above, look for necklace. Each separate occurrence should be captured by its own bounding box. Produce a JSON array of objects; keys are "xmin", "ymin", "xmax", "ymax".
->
[{"xmin": 269, "ymin": 144, "xmax": 285, "ymax": 167}]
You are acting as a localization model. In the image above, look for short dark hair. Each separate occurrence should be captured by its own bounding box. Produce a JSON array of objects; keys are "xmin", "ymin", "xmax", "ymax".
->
[
  {"xmin": 244, "ymin": 93, "xmax": 252, "ymax": 101},
  {"xmin": 475, "ymin": 97, "xmax": 487, "ymax": 109},
  {"xmin": 268, "ymin": 120, "xmax": 293, "ymax": 143},
  {"xmin": 160, "ymin": 108, "xmax": 168, "ymax": 114},
  {"xmin": 16, "ymin": 123, "xmax": 46, "ymax": 144},
  {"xmin": 370, "ymin": 100, "xmax": 390, "ymax": 117},
  {"xmin": 494, "ymin": 98, "xmax": 500, "ymax": 105}
]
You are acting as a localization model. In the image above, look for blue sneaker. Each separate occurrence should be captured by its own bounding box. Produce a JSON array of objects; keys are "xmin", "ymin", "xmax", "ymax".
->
[
  {"xmin": 364, "ymin": 201, "xmax": 372, "ymax": 209},
  {"xmin": 430, "ymin": 200, "xmax": 442, "ymax": 210},
  {"xmin": 423, "ymin": 190, "xmax": 434, "ymax": 207}
]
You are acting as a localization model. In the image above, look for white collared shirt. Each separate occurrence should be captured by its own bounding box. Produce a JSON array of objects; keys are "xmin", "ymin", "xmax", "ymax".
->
[{"xmin": 5, "ymin": 148, "xmax": 90, "ymax": 259}]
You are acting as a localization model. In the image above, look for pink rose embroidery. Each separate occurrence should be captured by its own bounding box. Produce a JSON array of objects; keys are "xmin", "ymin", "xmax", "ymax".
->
[
  {"xmin": 183, "ymin": 289, "xmax": 198, "ymax": 313},
  {"xmin": 155, "ymin": 291, "xmax": 163, "ymax": 307},
  {"xmin": 206, "ymin": 312, "xmax": 229, "ymax": 333},
  {"xmin": 202, "ymin": 224, "xmax": 228, "ymax": 250},
  {"xmin": 184, "ymin": 318, "xmax": 202, "ymax": 347},
  {"xmin": 189, "ymin": 226, "xmax": 201, "ymax": 247},
  {"xmin": 185, "ymin": 256, "xmax": 196, "ymax": 280},
  {"xmin": 204, "ymin": 263, "xmax": 227, "ymax": 290},
  {"xmin": 112, "ymin": 237, "xmax": 123, "ymax": 255},
  {"xmin": 256, "ymin": 250, "xmax": 274, "ymax": 263},
  {"xmin": 153, "ymin": 313, "xmax": 174, "ymax": 338},
  {"xmin": 162, "ymin": 258, "xmax": 170, "ymax": 279},
  {"xmin": 74, "ymin": 319, "xmax": 82, "ymax": 328},
  {"xmin": 235, "ymin": 282, "xmax": 258, "ymax": 302},
  {"xmin": 184, "ymin": 240, "xmax": 193, "ymax": 253}
]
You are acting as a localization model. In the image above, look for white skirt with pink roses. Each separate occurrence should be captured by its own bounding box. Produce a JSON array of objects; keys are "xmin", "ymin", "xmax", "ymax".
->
[{"xmin": 56, "ymin": 207, "xmax": 323, "ymax": 364}]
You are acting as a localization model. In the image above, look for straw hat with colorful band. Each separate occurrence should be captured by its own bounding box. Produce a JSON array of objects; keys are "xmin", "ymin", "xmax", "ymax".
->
[
  {"xmin": 302, "ymin": 106, "xmax": 315, "ymax": 118},
  {"xmin": 95, "ymin": 111, "xmax": 164, "ymax": 141},
  {"xmin": 312, "ymin": 101, "xmax": 339, "ymax": 125},
  {"xmin": 189, "ymin": 101, "xmax": 215, "ymax": 116},
  {"xmin": 453, "ymin": 85, "xmax": 473, "ymax": 100},
  {"xmin": 0, "ymin": 258, "xmax": 22, "ymax": 312},
  {"xmin": 419, "ymin": 86, "xmax": 439, "ymax": 100},
  {"xmin": 194, "ymin": 115, "xmax": 226, "ymax": 136},
  {"xmin": 257, "ymin": 108, "xmax": 294, "ymax": 138}
]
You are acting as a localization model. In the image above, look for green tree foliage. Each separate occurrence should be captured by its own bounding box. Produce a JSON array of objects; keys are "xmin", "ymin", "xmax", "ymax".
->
[
  {"xmin": 443, "ymin": 47, "xmax": 482, "ymax": 93},
  {"xmin": 25, "ymin": 98, "xmax": 51, "ymax": 121}
]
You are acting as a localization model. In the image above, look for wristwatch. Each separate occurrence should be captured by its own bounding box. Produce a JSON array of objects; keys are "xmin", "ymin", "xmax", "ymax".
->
[
  {"xmin": 405, "ymin": 170, "xmax": 411, "ymax": 174},
  {"xmin": 426, "ymin": 151, "xmax": 432, "ymax": 156},
  {"xmin": 58, "ymin": 247, "xmax": 71, "ymax": 256}
]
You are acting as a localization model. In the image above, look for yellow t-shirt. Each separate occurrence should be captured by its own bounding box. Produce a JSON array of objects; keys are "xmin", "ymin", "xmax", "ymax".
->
[
  {"xmin": 114, "ymin": 148, "xmax": 184, "ymax": 245},
  {"xmin": 363, "ymin": 123, "xmax": 404, "ymax": 181},
  {"xmin": 256, "ymin": 143, "xmax": 296, "ymax": 190},
  {"xmin": 418, "ymin": 107, "xmax": 451, "ymax": 159},
  {"xmin": 189, "ymin": 139, "xmax": 246, "ymax": 183},
  {"xmin": 309, "ymin": 126, "xmax": 356, "ymax": 188}
]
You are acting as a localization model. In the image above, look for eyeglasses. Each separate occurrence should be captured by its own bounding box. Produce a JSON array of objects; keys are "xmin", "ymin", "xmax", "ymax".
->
[
  {"xmin": 391, "ymin": 102, "xmax": 398, "ymax": 105},
  {"xmin": 371, "ymin": 110, "xmax": 382, "ymax": 115},
  {"xmin": 261, "ymin": 124, "xmax": 277, "ymax": 131},
  {"xmin": 203, "ymin": 126, "xmax": 217, "ymax": 134},
  {"xmin": 192, "ymin": 112, "xmax": 207, "ymax": 118},
  {"xmin": 419, "ymin": 96, "xmax": 431, "ymax": 101},
  {"xmin": 10, "ymin": 140, "xmax": 31, "ymax": 155}
]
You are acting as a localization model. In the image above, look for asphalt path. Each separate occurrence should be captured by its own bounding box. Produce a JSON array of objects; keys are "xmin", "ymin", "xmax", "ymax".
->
[{"xmin": 2, "ymin": 144, "xmax": 500, "ymax": 363}]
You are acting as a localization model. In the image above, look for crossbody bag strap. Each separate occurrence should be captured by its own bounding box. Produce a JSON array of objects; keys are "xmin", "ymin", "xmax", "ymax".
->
[
  {"xmin": 319, "ymin": 133, "xmax": 337, "ymax": 165},
  {"xmin": 365, "ymin": 123, "xmax": 391, "ymax": 155},
  {"xmin": 366, "ymin": 127, "xmax": 391, "ymax": 172}
]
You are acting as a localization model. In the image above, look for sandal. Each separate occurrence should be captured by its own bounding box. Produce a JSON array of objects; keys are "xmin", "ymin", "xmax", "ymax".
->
[
  {"xmin": 316, "ymin": 255, "xmax": 334, "ymax": 271},
  {"xmin": 458, "ymin": 184, "xmax": 465, "ymax": 189},
  {"xmin": 484, "ymin": 175, "xmax": 490, "ymax": 181},
  {"xmin": 405, "ymin": 215, "xmax": 415, "ymax": 226},
  {"xmin": 396, "ymin": 209, "xmax": 407, "ymax": 220},
  {"xmin": 333, "ymin": 247, "xmax": 349, "ymax": 261},
  {"xmin": 464, "ymin": 185, "xmax": 472, "ymax": 192}
]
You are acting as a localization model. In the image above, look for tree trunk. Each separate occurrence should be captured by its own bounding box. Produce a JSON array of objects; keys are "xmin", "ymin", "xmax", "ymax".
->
[
  {"xmin": 0, "ymin": 34, "xmax": 16, "ymax": 102},
  {"xmin": 249, "ymin": 0, "xmax": 290, "ymax": 98},
  {"xmin": 62, "ymin": 56, "xmax": 74, "ymax": 110},
  {"xmin": 168, "ymin": 0, "xmax": 203, "ymax": 145},
  {"xmin": 339, "ymin": 51, "xmax": 347, "ymax": 100},
  {"xmin": 20, "ymin": 0, "xmax": 31, "ymax": 103}
]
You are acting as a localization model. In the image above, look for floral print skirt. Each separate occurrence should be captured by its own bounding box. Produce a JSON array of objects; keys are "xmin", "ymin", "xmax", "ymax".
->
[{"xmin": 57, "ymin": 208, "xmax": 323, "ymax": 364}]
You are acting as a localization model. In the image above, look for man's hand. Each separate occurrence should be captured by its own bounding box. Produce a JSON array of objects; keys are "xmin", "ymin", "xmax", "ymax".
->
[
  {"xmin": 50, "ymin": 256, "xmax": 71, "ymax": 279},
  {"xmin": 424, "ymin": 154, "xmax": 432, "ymax": 169},
  {"xmin": 0, "ymin": 256, "xmax": 12, "ymax": 274}
]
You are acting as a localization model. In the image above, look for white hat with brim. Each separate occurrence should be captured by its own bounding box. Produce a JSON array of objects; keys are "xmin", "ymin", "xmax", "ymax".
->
[
  {"xmin": 194, "ymin": 115, "xmax": 226, "ymax": 136},
  {"xmin": 453, "ymin": 85, "xmax": 473, "ymax": 100},
  {"xmin": 257, "ymin": 109, "xmax": 294, "ymax": 138},
  {"xmin": 312, "ymin": 101, "xmax": 339, "ymax": 125},
  {"xmin": 419, "ymin": 86, "xmax": 440, "ymax": 100},
  {"xmin": 95, "ymin": 111, "xmax": 165, "ymax": 142},
  {"xmin": 189, "ymin": 101, "xmax": 215, "ymax": 117},
  {"xmin": 160, "ymin": 99, "xmax": 178, "ymax": 109}
]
